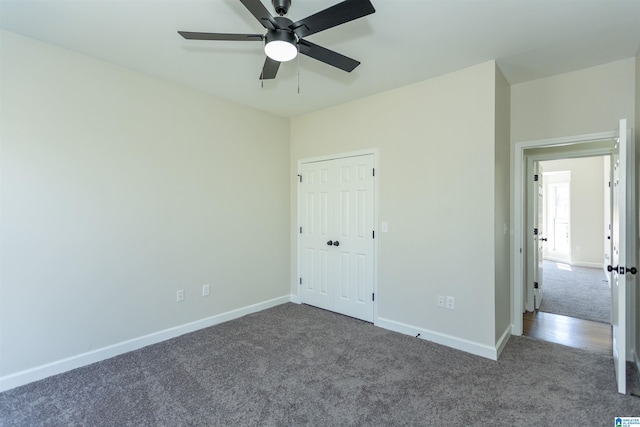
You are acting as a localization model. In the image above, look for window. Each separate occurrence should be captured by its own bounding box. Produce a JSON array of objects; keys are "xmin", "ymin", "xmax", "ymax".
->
[{"xmin": 544, "ymin": 172, "xmax": 570, "ymax": 262}]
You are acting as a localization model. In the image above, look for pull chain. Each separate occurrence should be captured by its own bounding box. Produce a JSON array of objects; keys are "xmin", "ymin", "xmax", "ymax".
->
[{"xmin": 297, "ymin": 47, "xmax": 300, "ymax": 94}]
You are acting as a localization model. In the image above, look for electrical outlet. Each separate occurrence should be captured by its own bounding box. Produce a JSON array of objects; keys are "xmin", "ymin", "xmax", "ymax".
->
[
  {"xmin": 437, "ymin": 295, "xmax": 445, "ymax": 308},
  {"xmin": 177, "ymin": 290, "xmax": 184, "ymax": 302},
  {"xmin": 446, "ymin": 296, "xmax": 455, "ymax": 310},
  {"xmin": 202, "ymin": 284, "xmax": 210, "ymax": 297}
]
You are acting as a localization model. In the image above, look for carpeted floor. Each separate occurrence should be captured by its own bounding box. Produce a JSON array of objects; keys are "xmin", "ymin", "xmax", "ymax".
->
[
  {"xmin": 1, "ymin": 303, "xmax": 638, "ymax": 426},
  {"xmin": 539, "ymin": 260, "xmax": 610, "ymax": 323}
]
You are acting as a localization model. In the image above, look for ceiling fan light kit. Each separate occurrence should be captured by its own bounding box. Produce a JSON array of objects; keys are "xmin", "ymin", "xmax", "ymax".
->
[
  {"xmin": 178, "ymin": 0, "xmax": 375, "ymax": 80},
  {"xmin": 264, "ymin": 25, "xmax": 298, "ymax": 62}
]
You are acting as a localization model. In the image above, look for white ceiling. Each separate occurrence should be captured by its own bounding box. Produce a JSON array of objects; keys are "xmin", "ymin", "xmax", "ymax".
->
[{"xmin": 1, "ymin": 0, "xmax": 640, "ymax": 118}]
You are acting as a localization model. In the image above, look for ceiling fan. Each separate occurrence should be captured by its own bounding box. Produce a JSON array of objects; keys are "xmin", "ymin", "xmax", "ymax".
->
[{"xmin": 178, "ymin": 0, "xmax": 375, "ymax": 80}]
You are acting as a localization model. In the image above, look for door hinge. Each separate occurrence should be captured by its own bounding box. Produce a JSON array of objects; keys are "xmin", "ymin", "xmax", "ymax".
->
[
  {"xmin": 533, "ymin": 228, "xmax": 538, "ymax": 235},
  {"xmin": 534, "ymin": 174, "xmax": 539, "ymax": 181},
  {"xmin": 372, "ymin": 293, "xmax": 375, "ymax": 301},
  {"xmin": 298, "ymin": 174, "xmax": 302, "ymax": 183},
  {"xmin": 299, "ymin": 226, "xmax": 302, "ymax": 234},
  {"xmin": 299, "ymin": 277, "xmax": 302, "ymax": 285},
  {"xmin": 608, "ymin": 181, "xmax": 611, "ymax": 188},
  {"xmin": 534, "ymin": 281, "xmax": 539, "ymax": 289},
  {"xmin": 372, "ymin": 230, "xmax": 375, "ymax": 239},
  {"xmin": 372, "ymin": 168, "xmax": 375, "ymax": 177}
]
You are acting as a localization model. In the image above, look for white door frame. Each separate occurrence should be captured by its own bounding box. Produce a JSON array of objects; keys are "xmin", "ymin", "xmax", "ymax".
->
[
  {"xmin": 296, "ymin": 148, "xmax": 379, "ymax": 322},
  {"xmin": 511, "ymin": 131, "xmax": 620, "ymax": 335}
]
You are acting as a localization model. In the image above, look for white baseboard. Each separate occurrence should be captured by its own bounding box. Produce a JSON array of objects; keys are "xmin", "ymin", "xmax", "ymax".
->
[
  {"xmin": 0, "ymin": 295, "xmax": 292, "ymax": 392},
  {"xmin": 571, "ymin": 261, "xmax": 603, "ymax": 269},
  {"xmin": 375, "ymin": 317, "xmax": 501, "ymax": 361},
  {"xmin": 544, "ymin": 257, "xmax": 603, "ymax": 269},
  {"xmin": 495, "ymin": 325, "xmax": 511, "ymax": 359},
  {"xmin": 290, "ymin": 294, "xmax": 301, "ymax": 304},
  {"xmin": 543, "ymin": 256, "xmax": 571, "ymax": 264}
]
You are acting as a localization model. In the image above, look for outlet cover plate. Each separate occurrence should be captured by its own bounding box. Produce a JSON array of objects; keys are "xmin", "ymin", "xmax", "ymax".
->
[{"xmin": 446, "ymin": 296, "xmax": 455, "ymax": 310}]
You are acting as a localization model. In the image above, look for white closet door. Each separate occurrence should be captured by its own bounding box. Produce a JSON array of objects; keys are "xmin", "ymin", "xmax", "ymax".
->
[
  {"xmin": 299, "ymin": 154, "xmax": 375, "ymax": 322},
  {"xmin": 299, "ymin": 161, "xmax": 334, "ymax": 311}
]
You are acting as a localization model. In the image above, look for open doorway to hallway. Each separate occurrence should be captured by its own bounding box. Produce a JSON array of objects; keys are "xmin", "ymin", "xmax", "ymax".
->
[{"xmin": 523, "ymin": 155, "xmax": 613, "ymax": 355}]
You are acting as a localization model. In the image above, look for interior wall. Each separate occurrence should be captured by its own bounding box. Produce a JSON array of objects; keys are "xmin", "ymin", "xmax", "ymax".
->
[
  {"xmin": 290, "ymin": 61, "xmax": 500, "ymax": 351},
  {"xmin": 494, "ymin": 64, "xmax": 511, "ymax": 344},
  {"xmin": 0, "ymin": 31, "xmax": 291, "ymax": 378},
  {"xmin": 511, "ymin": 58, "xmax": 636, "ymax": 143},
  {"xmin": 540, "ymin": 157, "xmax": 606, "ymax": 267}
]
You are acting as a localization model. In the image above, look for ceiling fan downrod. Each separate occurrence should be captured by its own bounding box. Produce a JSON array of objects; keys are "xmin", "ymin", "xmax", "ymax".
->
[{"xmin": 272, "ymin": 0, "xmax": 291, "ymax": 16}]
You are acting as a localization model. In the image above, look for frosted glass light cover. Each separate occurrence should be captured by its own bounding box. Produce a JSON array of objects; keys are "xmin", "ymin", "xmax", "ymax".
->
[{"xmin": 264, "ymin": 40, "xmax": 297, "ymax": 62}]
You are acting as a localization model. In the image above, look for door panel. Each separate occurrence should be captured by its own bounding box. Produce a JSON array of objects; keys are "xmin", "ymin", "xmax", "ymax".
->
[
  {"xmin": 611, "ymin": 119, "xmax": 628, "ymax": 394},
  {"xmin": 299, "ymin": 154, "xmax": 375, "ymax": 322},
  {"xmin": 332, "ymin": 155, "xmax": 375, "ymax": 321},
  {"xmin": 356, "ymin": 254, "xmax": 367, "ymax": 303},
  {"xmin": 300, "ymin": 164, "xmax": 334, "ymax": 310},
  {"xmin": 534, "ymin": 163, "xmax": 544, "ymax": 310},
  {"xmin": 526, "ymin": 161, "xmax": 544, "ymax": 311}
]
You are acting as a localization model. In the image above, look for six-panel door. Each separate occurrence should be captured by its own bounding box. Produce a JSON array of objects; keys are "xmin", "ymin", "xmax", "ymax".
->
[{"xmin": 299, "ymin": 154, "xmax": 375, "ymax": 322}]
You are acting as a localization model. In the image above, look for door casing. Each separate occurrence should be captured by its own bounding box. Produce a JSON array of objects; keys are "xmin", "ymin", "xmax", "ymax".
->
[{"xmin": 511, "ymin": 130, "xmax": 636, "ymax": 363}]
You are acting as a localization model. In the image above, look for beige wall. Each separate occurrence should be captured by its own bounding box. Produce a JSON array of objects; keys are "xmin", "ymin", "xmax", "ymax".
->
[
  {"xmin": 540, "ymin": 157, "xmax": 606, "ymax": 267},
  {"xmin": 511, "ymin": 58, "xmax": 636, "ymax": 142},
  {"xmin": 0, "ymin": 31, "xmax": 291, "ymax": 377},
  {"xmin": 494, "ymin": 64, "xmax": 511, "ymax": 343},
  {"xmin": 291, "ymin": 61, "xmax": 504, "ymax": 353}
]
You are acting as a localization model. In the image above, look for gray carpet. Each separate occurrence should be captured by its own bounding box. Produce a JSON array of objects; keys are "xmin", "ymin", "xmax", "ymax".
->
[
  {"xmin": 539, "ymin": 260, "xmax": 611, "ymax": 323},
  {"xmin": 1, "ymin": 303, "xmax": 638, "ymax": 426}
]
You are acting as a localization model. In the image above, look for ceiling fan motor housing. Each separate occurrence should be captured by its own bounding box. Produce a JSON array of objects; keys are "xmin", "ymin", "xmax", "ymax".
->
[
  {"xmin": 265, "ymin": 27, "xmax": 297, "ymax": 46},
  {"xmin": 272, "ymin": 0, "xmax": 292, "ymax": 16}
]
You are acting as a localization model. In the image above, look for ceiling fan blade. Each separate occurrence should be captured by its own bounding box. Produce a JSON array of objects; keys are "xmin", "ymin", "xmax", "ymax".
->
[
  {"xmin": 290, "ymin": 0, "xmax": 375, "ymax": 39},
  {"xmin": 178, "ymin": 31, "xmax": 264, "ymax": 41},
  {"xmin": 298, "ymin": 39, "xmax": 360, "ymax": 72},
  {"xmin": 260, "ymin": 57, "xmax": 281, "ymax": 80},
  {"xmin": 240, "ymin": 0, "xmax": 279, "ymax": 30}
]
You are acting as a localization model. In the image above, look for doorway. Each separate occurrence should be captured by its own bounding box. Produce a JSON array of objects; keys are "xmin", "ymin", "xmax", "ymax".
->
[
  {"xmin": 512, "ymin": 134, "xmax": 621, "ymax": 332},
  {"xmin": 539, "ymin": 157, "xmax": 611, "ymax": 322},
  {"xmin": 512, "ymin": 122, "xmax": 637, "ymax": 395},
  {"xmin": 523, "ymin": 155, "xmax": 613, "ymax": 355}
]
